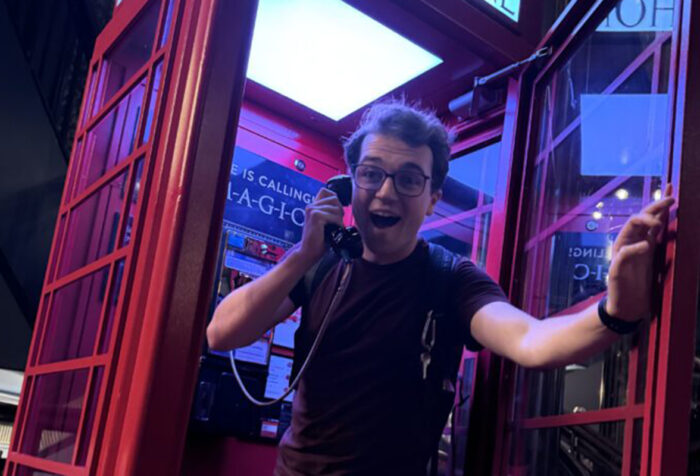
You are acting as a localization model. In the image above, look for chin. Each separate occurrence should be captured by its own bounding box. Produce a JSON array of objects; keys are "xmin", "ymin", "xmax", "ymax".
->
[{"xmin": 366, "ymin": 228, "xmax": 412, "ymax": 255}]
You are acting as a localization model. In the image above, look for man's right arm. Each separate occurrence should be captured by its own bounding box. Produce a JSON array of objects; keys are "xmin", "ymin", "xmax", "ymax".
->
[
  {"xmin": 207, "ymin": 248, "xmax": 314, "ymax": 350},
  {"xmin": 206, "ymin": 188, "xmax": 344, "ymax": 351}
]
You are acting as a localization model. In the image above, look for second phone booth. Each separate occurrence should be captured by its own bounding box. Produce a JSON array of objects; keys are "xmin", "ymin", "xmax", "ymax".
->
[{"xmin": 5, "ymin": 0, "xmax": 700, "ymax": 475}]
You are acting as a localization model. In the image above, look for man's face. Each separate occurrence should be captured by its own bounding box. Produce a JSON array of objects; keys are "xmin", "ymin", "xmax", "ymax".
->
[{"xmin": 351, "ymin": 133, "xmax": 441, "ymax": 263}]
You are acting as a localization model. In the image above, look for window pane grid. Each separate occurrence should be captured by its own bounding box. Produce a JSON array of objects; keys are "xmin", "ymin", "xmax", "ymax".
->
[
  {"xmin": 45, "ymin": 247, "xmax": 129, "ymax": 295},
  {"xmin": 80, "ymin": 48, "xmax": 165, "ymax": 139},
  {"xmin": 508, "ymin": 10, "xmax": 674, "ymax": 475}
]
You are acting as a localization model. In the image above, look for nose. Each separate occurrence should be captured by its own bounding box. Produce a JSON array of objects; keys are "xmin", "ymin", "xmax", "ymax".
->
[{"xmin": 374, "ymin": 175, "xmax": 399, "ymax": 201}]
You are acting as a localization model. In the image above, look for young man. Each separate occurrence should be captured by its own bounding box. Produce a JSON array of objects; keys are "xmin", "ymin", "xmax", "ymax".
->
[{"xmin": 207, "ymin": 102, "xmax": 674, "ymax": 475}]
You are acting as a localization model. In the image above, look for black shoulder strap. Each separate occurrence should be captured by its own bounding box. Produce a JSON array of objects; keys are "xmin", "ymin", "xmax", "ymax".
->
[
  {"xmin": 426, "ymin": 242, "xmax": 458, "ymax": 317},
  {"xmin": 303, "ymin": 250, "xmax": 341, "ymax": 302},
  {"xmin": 424, "ymin": 243, "xmax": 460, "ymax": 476}
]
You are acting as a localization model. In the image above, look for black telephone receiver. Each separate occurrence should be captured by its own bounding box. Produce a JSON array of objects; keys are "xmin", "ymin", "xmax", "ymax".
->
[{"xmin": 324, "ymin": 175, "xmax": 363, "ymax": 261}]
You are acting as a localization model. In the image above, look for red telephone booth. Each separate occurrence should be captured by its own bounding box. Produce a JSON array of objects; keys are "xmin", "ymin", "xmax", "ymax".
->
[{"xmin": 4, "ymin": 0, "xmax": 699, "ymax": 475}]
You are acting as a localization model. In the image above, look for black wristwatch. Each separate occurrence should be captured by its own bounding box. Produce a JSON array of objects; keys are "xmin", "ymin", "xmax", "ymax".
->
[{"xmin": 598, "ymin": 297, "xmax": 642, "ymax": 334}]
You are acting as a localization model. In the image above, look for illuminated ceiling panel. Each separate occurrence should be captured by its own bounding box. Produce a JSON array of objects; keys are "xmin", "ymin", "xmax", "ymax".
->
[{"xmin": 247, "ymin": 0, "xmax": 443, "ymax": 121}]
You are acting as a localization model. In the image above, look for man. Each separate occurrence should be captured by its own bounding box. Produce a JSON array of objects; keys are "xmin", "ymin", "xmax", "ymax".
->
[{"xmin": 207, "ymin": 102, "xmax": 674, "ymax": 475}]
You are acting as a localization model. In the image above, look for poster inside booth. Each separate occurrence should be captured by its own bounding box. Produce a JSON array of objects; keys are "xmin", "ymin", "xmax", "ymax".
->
[{"xmin": 212, "ymin": 146, "xmax": 320, "ymax": 426}]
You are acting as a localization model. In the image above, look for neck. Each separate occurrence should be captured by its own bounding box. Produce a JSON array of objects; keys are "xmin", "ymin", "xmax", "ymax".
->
[{"xmin": 361, "ymin": 237, "xmax": 418, "ymax": 265}]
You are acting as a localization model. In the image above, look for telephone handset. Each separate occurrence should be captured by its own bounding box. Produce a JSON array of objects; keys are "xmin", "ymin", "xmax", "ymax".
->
[{"xmin": 324, "ymin": 175, "xmax": 363, "ymax": 261}]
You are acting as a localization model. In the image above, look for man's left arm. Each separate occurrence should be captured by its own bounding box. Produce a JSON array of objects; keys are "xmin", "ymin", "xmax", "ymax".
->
[{"xmin": 470, "ymin": 185, "xmax": 675, "ymax": 369}]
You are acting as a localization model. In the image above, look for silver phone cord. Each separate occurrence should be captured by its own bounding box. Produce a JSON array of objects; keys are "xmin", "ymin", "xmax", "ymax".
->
[{"xmin": 229, "ymin": 260, "xmax": 353, "ymax": 406}]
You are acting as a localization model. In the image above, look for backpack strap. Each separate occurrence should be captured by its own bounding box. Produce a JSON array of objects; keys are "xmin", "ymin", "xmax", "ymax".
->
[
  {"xmin": 424, "ymin": 243, "xmax": 461, "ymax": 475},
  {"xmin": 303, "ymin": 250, "xmax": 341, "ymax": 300},
  {"xmin": 426, "ymin": 243, "xmax": 458, "ymax": 319},
  {"xmin": 291, "ymin": 250, "xmax": 340, "ymax": 383}
]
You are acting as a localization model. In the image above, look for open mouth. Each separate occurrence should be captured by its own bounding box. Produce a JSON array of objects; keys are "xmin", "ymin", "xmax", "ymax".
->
[{"xmin": 370, "ymin": 212, "xmax": 401, "ymax": 229}]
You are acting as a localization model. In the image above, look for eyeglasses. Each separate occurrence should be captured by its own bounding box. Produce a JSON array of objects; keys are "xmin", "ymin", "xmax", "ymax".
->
[{"xmin": 353, "ymin": 164, "xmax": 431, "ymax": 197}]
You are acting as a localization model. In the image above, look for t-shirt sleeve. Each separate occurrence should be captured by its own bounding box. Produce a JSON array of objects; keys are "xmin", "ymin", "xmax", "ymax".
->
[
  {"xmin": 452, "ymin": 259, "xmax": 509, "ymax": 351},
  {"xmin": 289, "ymin": 277, "xmax": 307, "ymax": 309}
]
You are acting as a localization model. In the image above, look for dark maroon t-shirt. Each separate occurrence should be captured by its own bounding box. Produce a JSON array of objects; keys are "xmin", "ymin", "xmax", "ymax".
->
[{"xmin": 276, "ymin": 241, "xmax": 508, "ymax": 475}]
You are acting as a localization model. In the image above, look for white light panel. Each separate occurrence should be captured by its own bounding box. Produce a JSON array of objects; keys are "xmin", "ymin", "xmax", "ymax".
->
[{"xmin": 247, "ymin": 0, "xmax": 443, "ymax": 121}]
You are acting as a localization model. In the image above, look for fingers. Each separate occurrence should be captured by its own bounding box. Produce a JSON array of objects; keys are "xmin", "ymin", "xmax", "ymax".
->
[
  {"xmin": 315, "ymin": 187, "xmax": 344, "ymax": 206},
  {"xmin": 627, "ymin": 214, "xmax": 664, "ymax": 238},
  {"xmin": 305, "ymin": 203, "xmax": 344, "ymax": 227},
  {"xmin": 617, "ymin": 240, "xmax": 652, "ymax": 260},
  {"xmin": 643, "ymin": 184, "xmax": 675, "ymax": 216}
]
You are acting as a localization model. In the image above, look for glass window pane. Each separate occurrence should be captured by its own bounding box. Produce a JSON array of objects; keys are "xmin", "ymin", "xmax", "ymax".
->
[
  {"xmin": 551, "ymin": 30, "xmax": 666, "ymax": 138},
  {"xmin": 58, "ymin": 171, "xmax": 127, "ymax": 279},
  {"xmin": 420, "ymin": 141, "xmax": 500, "ymax": 265},
  {"xmin": 76, "ymin": 367, "xmax": 104, "ymax": 465},
  {"xmin": 689, "ymin": 280, "xmax": 700, "ymax": 474},
  {"xmin": 64, "ymin": 138, "xmax": 83, "ymax": 205},
  {"xmin": 81, "ymin": 64, "xmax": 98, "ymax": 128},
  {"xmin": 521, "ymin": 335, "xmax": 631, "ymax": 417},
  {"xmin": 97, "ymin": 1, "xmax": 159, "ymax": 111},
  {"xmin": 141, "ymin": 60, "xmax": 164, "ymax": 145},
  {"xmin": 512, "ymin": 421, "xmax": 624, "ymax": 475},
  {"xmin": 14, "ymin": 465, "xmax": 61, "ymax": 476},
  {"xmin": 30, "ymin": 296, "xmax": 51, "ymax": 366},
  {"xmin": 39, "ymin": 266, "xmax": 110, "ymax": 364},
  {"xmin": 98, "ymin": 259, "xmax": 126, "ymax": 354},
  {"xmin": 159, "ymin": 0, "xmax": 175, "ymax": 48},
  {"xmin": 635, "ymin": 319, "xmax": 650, "ymax": 404},
  {"xmin": 46, "ymin": 214, "xmax": 67, "ymax": 283},
  {"xmin": 513, "ymin": 0, "xmax": 674, "ymax": 421},
  {"xmin": 76, "ymin": 79, "xmax": 146, "ymax": 198},
  {"xmin": 20, "ymin": 369, "xmax": 90, "ymax": 464},
  {"xmin": 632, "ymin": 419, "xmax": 643, "ymax": 476},
  {"xmin": 121, "ymin": 159, "xmax": 144, "ymax": 247}
]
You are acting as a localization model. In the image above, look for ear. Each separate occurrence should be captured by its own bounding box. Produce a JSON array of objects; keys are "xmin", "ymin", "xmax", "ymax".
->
[{"xmin": 425, "ymin": 189, "xmax": 442, "ymax": 216}]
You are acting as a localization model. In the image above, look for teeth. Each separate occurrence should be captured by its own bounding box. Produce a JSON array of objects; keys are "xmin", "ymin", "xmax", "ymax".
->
[{"xmin": 373, "ymin": 212, "xmax": 396, "ymax": 217}]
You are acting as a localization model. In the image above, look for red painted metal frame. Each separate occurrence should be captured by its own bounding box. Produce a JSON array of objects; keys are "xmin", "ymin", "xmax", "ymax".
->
[
  {"xmin": 646, "ymin": 0, "xmax": 700, "ymax": 473},
  {"xmin": 487, "ymin": 0, "xmax": 698, "ymax": 475}
]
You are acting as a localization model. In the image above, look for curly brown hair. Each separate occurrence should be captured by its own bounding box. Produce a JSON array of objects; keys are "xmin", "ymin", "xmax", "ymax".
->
[{"xmin": 343, "ymin": 101, "xmax": 454, "ymax": 191}]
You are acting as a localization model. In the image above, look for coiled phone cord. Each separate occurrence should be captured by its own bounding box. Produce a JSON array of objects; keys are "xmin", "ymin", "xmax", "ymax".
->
[{"xmin": 229, "ymin": 260, "xmax": 353, "ymax": 406}]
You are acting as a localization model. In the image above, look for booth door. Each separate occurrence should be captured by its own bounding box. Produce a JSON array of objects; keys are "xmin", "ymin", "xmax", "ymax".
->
[
  {"xmin": 495, "ymin": 1, "xmax": 700, "ymax": 475},
  {"xmin": 4, "ymin": 0, "xmax": 177, "ymax": 474},
  {"xmin": 4, "ymin": 1, "xmax": 260, "ymax": 475}
]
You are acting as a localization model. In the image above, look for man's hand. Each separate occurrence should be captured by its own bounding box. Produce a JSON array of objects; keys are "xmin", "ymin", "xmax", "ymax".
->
[
  {"xmin": 606, "ymin": 184, "xmax": 675, "ymax": 321},
  {"xmin": 297, "ymin": 188, "xmax": 345, "ymax": 264}
]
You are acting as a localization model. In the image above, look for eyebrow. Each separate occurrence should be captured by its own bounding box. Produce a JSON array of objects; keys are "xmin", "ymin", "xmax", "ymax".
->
[{"xmin": 359, "ymin": 156, "xmax": 428, "ymax": 174}]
